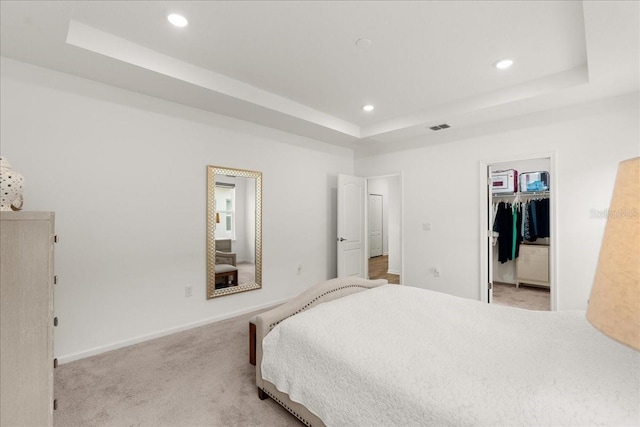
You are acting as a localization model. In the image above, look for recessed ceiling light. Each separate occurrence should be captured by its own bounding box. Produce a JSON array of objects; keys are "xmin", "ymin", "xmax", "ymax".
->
[
  {"xmin": 493, "ymin": 59, "xmax": 513, "ymax": 70},
  {"xmin": 362, "ymin": 105, "xmax": 375, "ymax": 112},
  {"xmin": 168, "ymin": 14, "xmax": 188, "ymax": 27},
  {"xmin": 356, "ymin": 38, "xmax": 372, "ymax": 49}
]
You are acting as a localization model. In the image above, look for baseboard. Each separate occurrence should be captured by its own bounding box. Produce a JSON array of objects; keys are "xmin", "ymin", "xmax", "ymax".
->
[
  {"xmin": 387, "ymin": 269, "xmax": 400, "ymax": 275},
  {"xmin": 494, "ymin": 280, "xmax": 517, "ymax": 286},
  {"xmin": 56, "ymin": 298, "xmax": 288, "ymax": 365}
]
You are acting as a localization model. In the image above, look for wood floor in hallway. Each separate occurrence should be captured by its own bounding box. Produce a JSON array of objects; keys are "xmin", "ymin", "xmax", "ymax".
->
[{"xmin": 369, "ymin": 255, "xmax": 399, "ymax": 284}]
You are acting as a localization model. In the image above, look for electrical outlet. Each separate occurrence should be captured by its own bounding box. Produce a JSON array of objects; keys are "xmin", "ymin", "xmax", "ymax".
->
[
  {"xmin": 297, "ymin": 264, "xmax": 302, "ymax": 275},
  {"xmin": 185, "ymin": 285, "xmax": 193, "ymax": 297},
  {"xmin": 433, "ymin": 268, "xmax": 441, "ymax": 277}
]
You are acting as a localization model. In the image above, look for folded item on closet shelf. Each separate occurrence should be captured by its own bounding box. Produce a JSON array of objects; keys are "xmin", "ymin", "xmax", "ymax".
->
[{"xmin": 519, "ymin": 171, "xmax": 550, "ymax": 192}]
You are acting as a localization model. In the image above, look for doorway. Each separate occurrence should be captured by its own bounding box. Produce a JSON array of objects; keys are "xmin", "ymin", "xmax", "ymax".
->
[
  {"xmin": 367, "ymin": 176, "xmax": 401, "ymax": 284},
  {"xmin": 479, "ymin": 154, "xmax": 556, "ymax": 310},
  {"xmin": 368, "ymin": 255, "xmax": 399, "ymax": 284},
  {"xmin": 337, "ymin": 173, "xmax": 402, "ymax": 284},
  {"xmin": 369, "ymin": 194, "xmax": 383, "ymax": 257}
]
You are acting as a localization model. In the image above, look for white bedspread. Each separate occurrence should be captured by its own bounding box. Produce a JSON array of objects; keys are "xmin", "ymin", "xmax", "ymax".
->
[{"xmin": 261, "ymin": 285, "xmax": 640, "ymax": 426}]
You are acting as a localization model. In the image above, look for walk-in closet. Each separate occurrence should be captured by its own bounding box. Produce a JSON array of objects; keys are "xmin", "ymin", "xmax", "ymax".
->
[{"xmin": 489, "ymin": 157, "xmax": 552, "ymax": 310}]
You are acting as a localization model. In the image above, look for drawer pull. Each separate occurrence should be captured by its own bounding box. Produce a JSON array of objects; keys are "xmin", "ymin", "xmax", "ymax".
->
[
  {"xmin": 53, "ymin": 358, "xmax": 58, "ymax": 369},
  {"xmin": 54, "ymin": 317, "xmax": 58, "ymax": 327}
]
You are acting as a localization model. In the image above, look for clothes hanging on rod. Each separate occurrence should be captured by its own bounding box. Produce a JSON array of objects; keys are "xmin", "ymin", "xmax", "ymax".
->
[
  {"xmin": 536, "ymin": 198, "xmax": 550, "ymax": 238},
  {"xmin": 492, "ymin": 196, "xmax": 549, "ymax": 263},
  {"xmin": 523, "ymin": 198, "xmax": 550, "ymax": 241},
  {"xmin": 512, "ymin": 202, "xmax": 523, "ymax": 260},
  {"xmin": 495, "ymin": 201, "xmax": 520, "ymax": 263}
]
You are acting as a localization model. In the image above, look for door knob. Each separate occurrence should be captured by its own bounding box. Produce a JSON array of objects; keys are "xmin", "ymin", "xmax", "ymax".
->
[{"xmin": 338, "ymin": 237, "xmax": 347, "ymax": 242}]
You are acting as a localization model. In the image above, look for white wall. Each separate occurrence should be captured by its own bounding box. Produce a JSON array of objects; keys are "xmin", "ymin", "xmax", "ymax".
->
[
  {"xmin": 2, "ymin": 56, "xmax": 637, "ymax": 362},
  {"xmin": 0, "ymin": 58, "xmax": 354, "ymax": 362},
  {"xmin": 355, "ymin": 93, "xmax": 639, "ymax": 310}
]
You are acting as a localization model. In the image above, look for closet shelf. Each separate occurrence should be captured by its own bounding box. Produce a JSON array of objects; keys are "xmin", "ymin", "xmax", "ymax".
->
[{"xmin": 492, "ymin": 191, "xmax": 550, "ymax": 198}]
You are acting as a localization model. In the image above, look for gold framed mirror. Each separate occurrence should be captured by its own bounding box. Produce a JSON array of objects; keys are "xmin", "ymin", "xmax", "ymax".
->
[{"xmin": 207, "ymin": 165, "xmax": 262, "ymax": 299}]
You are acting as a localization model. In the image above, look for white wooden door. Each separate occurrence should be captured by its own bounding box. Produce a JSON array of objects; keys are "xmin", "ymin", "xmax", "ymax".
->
[
  {"xmin": 369, "ymin": 194, "xmax": 383, "ymax": 257},
  {"xmin": 337, "ymin": 174, "xmax": 366, "ymax": 278},
  {"xmin": 487, "ymin": 164, "xmax": 494, "ymax": 303}
]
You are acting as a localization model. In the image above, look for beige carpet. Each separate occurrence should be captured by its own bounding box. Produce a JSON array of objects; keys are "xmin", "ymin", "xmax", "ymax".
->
[
  {"xmin": 237, "ymin": 262, "xmax": 255, "ymax": 285},
  {"xmin": 54, "ymin": 309, "xmax": 300, "ymax": 427},
  {"xmin": 55, "ymin": 284, "xmax": 549, "ymax": 426},
  {"xmin": 492, "ymin": 282, "xmax": 550, "ymax": 311}
]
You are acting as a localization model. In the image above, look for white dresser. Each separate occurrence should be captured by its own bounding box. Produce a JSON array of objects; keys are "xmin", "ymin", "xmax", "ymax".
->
[
  {"xmin": 1, "ymin": 212, "xmax": 55, "ymax": 427},
  {"xmin": 516, "ymin": 244, "xmax": 550, "ymax": 288}
]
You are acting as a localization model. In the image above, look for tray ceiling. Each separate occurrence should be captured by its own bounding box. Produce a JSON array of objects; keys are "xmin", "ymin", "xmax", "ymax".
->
[{"xmin": 1, "ymin": 1, "xmax": 638, "ymax": 153}]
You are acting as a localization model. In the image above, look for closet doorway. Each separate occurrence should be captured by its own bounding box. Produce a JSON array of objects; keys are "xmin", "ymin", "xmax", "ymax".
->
[{"xmin": 479, "ymin": 154, "xmax": 557, "ymax": 310}]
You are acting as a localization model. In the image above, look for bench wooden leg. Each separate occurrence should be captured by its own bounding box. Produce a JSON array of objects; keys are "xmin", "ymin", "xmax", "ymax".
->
[
  {"xmin": 258, "ymin": 387, "xmax": 268, "ymax": 400},
  {"xmin": 249, "ymin": 322, "xmax": 256, "ymax": 365}
]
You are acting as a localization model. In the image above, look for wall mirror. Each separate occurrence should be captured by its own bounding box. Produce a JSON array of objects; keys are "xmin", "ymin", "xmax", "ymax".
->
[{"xmin": 207, "ymin": 165, "xmax": 262, "ymax": 299}]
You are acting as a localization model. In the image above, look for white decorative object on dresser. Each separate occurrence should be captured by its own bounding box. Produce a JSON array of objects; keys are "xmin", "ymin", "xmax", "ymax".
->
[
  {"xmin": 0, "ymin": 157, "xmax": 25, "ymax": 211},
  {"xmin": 516, "ymin": 244, "xmax": 550, "ymax": 288},
  {"xmin": 0, "ymin": 211, "xmax": 56, "ymax": 427}
]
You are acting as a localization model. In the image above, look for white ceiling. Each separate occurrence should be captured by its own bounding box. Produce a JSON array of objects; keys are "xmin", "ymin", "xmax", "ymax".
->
[{"xmin": 1, "ymin": 1, "xmax": 638, "ymax": 153}]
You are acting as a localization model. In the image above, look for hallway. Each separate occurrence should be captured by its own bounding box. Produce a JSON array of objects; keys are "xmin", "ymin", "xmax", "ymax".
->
[{"xmin": 368, "ymin": 255, "xmax": 399, "ymax": 284}]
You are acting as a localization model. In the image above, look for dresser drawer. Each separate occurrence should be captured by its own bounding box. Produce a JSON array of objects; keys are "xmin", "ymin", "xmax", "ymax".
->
[{"xmin": 517, "ymin": 245, "xmax": 549, "ymax": 286}]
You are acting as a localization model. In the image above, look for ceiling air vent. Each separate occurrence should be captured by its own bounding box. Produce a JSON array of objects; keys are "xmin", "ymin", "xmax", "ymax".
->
[{"xmin": 429, "ymin": 123, "xmax": 451, "ymax": 131}]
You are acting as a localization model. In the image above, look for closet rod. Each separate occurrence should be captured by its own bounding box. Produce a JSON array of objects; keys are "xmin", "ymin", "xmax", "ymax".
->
[{"xmin": 492, "ymin": 191, "xmax": 550, "ymax": 198}]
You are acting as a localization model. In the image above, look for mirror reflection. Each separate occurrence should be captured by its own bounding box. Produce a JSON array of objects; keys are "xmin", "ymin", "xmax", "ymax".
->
[{"xmin": 207, "ymin": 166, "xmax": 262, "ymax": 299}]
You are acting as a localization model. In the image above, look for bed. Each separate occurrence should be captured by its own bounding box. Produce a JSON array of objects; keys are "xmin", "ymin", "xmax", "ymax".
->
[{"xmin": 254, "ymin": 277, "xmax": 639, "ymax": 426}]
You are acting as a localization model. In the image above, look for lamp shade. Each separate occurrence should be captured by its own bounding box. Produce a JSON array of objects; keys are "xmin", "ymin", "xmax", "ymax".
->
[{"xmin": 586, "ymin": 157, "xmax": 640, "ymax": 350}]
